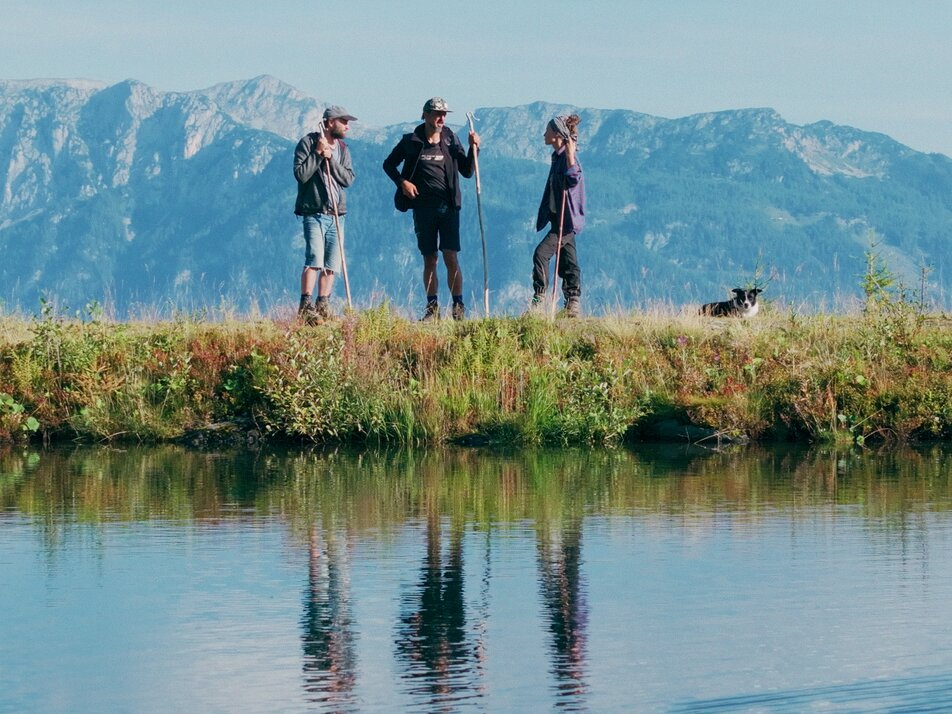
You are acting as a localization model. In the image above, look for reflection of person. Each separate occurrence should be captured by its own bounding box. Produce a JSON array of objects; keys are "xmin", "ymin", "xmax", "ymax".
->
[
  {"xmin": 301, "ymin": 525, "xmax": 356, "ymax": 706},
  {"xmin": 395, "ymin": 512, "xmax": 475, "ymax": 704},
  {"xmin": 293, "ymin": 105, "xmax": 357, "ymax": 322},
  {"xmin": 537, "ymin": 516, "xmax": 588, "ymax": 700},
  {"xmin": 383, "ymin": 98, "xmax": 480, "ymax": 321},
  {"xmin": 531, "ymin": 114, "xmax": 585, "ymax": 318}
]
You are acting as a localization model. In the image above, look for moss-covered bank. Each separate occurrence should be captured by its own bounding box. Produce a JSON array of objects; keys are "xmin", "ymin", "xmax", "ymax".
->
[{"xmin": 2, "ymin": 304, "xmax": 951, "ymax": 446}]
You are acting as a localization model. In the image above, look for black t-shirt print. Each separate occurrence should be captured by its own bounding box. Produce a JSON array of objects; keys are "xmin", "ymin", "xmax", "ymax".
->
[{"xmin": 415, "ymin": 141, "xmax": 449, "ymax": 200}]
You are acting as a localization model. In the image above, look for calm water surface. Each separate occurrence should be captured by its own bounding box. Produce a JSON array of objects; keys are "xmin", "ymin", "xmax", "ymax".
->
[{"xmin": 2, "ymin": 443, "xmax": 952, "ymax": 712}]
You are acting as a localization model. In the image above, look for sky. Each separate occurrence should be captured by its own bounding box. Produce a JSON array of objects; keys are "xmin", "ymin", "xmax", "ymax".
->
[{"xmin": 2, "ymin": 0, "xmax": 951, "ymax": 157}]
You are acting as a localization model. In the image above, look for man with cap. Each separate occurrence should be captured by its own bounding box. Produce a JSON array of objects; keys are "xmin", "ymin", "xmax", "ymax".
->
[
  {"xmin": 293, "ymin": 105, "xmax": 357, "ymax": 322},
  {"xmin": 383, "ymin": 97, "xmax": 480, "ymax": 321}
]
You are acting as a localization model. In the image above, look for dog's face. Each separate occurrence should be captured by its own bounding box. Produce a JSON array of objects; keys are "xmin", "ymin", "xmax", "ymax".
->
[{"xmin": 732, "ymin": 288, "xmax": 761, "ymax": 311}]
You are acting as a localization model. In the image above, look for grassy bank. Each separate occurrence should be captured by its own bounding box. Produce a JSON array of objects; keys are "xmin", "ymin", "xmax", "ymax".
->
[{"xmin": 2, "ymin": 302, "xmax": 951, "ymax": 446}]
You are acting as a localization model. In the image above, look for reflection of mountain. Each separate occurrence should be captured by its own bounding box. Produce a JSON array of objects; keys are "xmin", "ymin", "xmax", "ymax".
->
[
  {"xmin": 301, "ymin": 524, "xmax": 356, "ymax": 706},
  {"xmin": 538, "ymin": 515, "xmax": 588, "ymax": 704},
  {"xmin": 395, "ymin": 512, "xmax": 478, "ymax": 706}
]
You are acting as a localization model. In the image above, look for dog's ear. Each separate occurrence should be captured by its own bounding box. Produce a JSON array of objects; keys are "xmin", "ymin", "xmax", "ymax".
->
[
  {"xmin": 751, "ymin": 288, "xmax": 762, "ymax": 296},
  {"xmin": 732, "ymin": 288, "xmax": 744, "ymax": 295}
]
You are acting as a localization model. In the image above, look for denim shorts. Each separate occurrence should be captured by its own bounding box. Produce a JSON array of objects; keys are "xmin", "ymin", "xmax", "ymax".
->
[{"xmin": 302, "ymin": 213, "xmax": 343, "ymax": 273}]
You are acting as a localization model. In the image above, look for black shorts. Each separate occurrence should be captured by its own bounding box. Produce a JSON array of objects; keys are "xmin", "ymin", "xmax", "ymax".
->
[{"xmin": 412, "ymin": 201, "xmax": 460, "ymax": 255}]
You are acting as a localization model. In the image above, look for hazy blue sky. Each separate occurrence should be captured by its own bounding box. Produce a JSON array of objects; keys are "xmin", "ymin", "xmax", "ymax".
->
[{"xmin": 3, "ymin": 0, "xmax": 950, "ymax": 156}]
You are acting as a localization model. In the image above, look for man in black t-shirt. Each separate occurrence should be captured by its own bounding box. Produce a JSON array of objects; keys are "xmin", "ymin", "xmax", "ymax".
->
[{"xmin": 383, "ymin": 98, "xmax": 481, "ymax": 321}]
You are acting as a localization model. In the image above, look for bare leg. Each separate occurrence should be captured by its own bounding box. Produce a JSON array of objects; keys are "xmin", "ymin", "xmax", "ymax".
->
[
  {"xmin": 423, "ymin": 253, "xmax": 439, "ymax": 296},
  {"xmin": 317, "ymin": 270, "xmax": 335, "ymax": 298},
  {"xmin": 301, "ymin": 266, "xmax": 318, "ymax": 295},
  {"xmin": 443, "ymin": 250, "xmax": 462, "ymax": 296}
]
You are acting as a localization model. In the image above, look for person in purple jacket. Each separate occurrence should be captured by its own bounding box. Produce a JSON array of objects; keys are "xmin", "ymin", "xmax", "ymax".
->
[{"xmin": 531, "ymin": 113, "xmax": 586, "ymax": 318}]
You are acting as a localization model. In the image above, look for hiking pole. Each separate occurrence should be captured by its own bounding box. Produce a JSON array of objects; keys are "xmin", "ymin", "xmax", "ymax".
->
[
  {"xmin": 466, "ymin": 112, "xmax": 490, "ymax": 316},
  {"xmin": 549, "ymin": 189, "xmax": 567, "ymax": 320},
  {"xmin": 323, "ymin": 160, "xmax": 352, "ymax": 310}
]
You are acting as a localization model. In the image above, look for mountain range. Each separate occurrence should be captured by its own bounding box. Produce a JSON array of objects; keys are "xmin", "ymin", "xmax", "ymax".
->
[{"xmin": 2, "ymin": 75, "xmax": 951, "ymax": 317}]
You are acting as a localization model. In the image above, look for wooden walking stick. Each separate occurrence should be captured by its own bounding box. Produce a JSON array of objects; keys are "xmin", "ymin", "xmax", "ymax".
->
[
  {"xmin": 549, "ymin": 189, "xmax": 567, "ymax": 320},
  {"xmin": 324, "ymin": 161, "xmax": 352, "ymax": 310},
  {"xmin": 466, "ymin": 112, "xmax": 490, "ymax": 316}
]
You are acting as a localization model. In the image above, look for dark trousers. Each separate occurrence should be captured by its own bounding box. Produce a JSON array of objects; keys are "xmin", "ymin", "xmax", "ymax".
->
[
  {"xmin": 411, "ymin": 200, "xmax": 460, "ymax": 255},
  {"xmin": 532, "ymin": 227, "xmax": 580, "ymax": 299}
]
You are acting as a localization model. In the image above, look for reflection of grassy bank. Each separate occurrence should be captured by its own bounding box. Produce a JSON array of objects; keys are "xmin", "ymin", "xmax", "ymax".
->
[
  {"xmin": 2, "ymin": 305, "xmax": 952, "ymax": 445},
  {"xmin": 3, "ymin": 445, "xmax": 952, "ymax": 545}
]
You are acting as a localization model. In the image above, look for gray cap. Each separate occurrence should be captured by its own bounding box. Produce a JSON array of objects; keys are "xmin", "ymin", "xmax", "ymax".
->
[
  {"xmin": 323, "ymin": 105, "xmax": 357, "ymax": 122},
  {"xmin": 422, "ymin": 97, "xmax": 452, "ymax": 113}
]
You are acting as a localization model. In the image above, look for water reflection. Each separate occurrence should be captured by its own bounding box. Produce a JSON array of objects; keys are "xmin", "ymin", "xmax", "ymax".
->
[
  {"xmin": 537, "ymin": 511, "xmax": 587, "ymax": 707},
  {"xmin": 671, "ymin": 671, "xmax": 952, "ymax": 712},
  {"xmin": 301, "ymin": 521, "xmax": 356, "ymax": 708},
  {"xmin": 6, "ymin": 443, "xmax": 952, "ymax": 530},
  {"xmin": 4, "ymin": 443, "xmax": 952, "ymax": 711},
  {"xmin": 395, "ymin": 511, "xmax": 476, "ymax": 707}
]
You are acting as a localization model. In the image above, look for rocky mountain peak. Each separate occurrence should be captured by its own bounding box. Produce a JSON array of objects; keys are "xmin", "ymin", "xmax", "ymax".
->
[{"xmin": 1, "ymin": 77, "xmax": 950, "ymax": 315}]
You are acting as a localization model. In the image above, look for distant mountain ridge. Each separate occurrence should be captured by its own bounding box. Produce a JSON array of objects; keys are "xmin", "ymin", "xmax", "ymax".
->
[{"xmin": 2, "ymin": 76, "xmax": 950, "ymax": 316}]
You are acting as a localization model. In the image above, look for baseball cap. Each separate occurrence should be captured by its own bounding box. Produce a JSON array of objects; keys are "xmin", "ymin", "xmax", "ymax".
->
[
  {"xmin": 323, "ymin": 105, "xmax": 357, "ymax": 122},
  {"xmin": 422, "ymin": 97, "xmax": 452, "ymax": 113}
]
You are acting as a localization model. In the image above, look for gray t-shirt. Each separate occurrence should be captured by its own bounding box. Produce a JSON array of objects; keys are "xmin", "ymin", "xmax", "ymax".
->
[{"xmin": 326, "ymin": 142, "xmax": 343, "ymax": 211}]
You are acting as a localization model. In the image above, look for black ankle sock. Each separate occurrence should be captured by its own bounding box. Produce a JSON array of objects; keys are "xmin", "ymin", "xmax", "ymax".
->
[{"xmin": 452, "ymin": 295, "xmax": 463, "ymax": 305}]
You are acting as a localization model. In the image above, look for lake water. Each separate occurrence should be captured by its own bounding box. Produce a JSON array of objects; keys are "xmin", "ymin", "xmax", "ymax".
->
[{"xmin": 3, "ymin": 443, "xmax": 952, "ymax": 712}]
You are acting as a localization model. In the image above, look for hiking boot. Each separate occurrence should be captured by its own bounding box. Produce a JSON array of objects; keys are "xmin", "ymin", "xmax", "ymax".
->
[
  {"xmin": 526, "ymin": 294, "xmax": 547, "ymax": 316},
  {"xmin": 298, "ymin": 297, "xmax": 318, "ymax": 324},
  {"xmin": 421, "ymin": 302, "xmax": 440, "ymax": 322},
  {"xmin": 315, "ymin": 298, "xmax": 332, "ymax": 320},
  {"xmin": 451, "ymin": 302, "xmax": 465, "ymax": 321},
  {"xmin": 564, "ymin": 296, "xmax": 581, "ymax": 318}
]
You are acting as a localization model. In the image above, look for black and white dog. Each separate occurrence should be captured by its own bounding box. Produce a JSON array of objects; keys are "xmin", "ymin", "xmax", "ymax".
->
[{"xmin": 700, "ymin": 288, "xmax": 762, "ymax": 318}]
